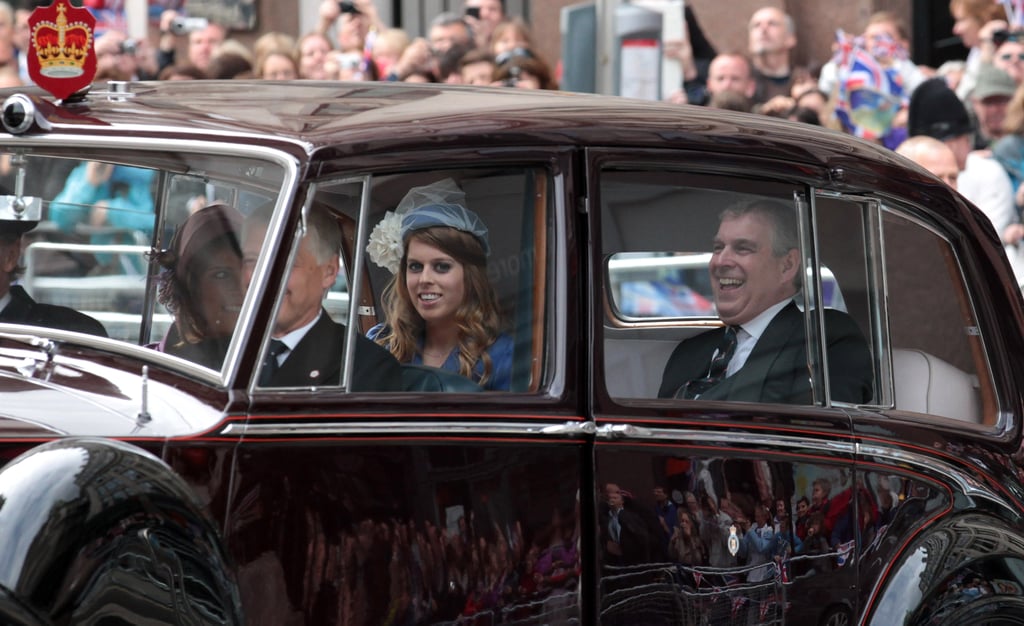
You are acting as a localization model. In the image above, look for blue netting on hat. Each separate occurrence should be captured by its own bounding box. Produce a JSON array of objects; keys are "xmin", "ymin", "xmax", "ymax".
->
[{"xmin": 397, "ymin": 178, "xmax": 489, "ymax": 255}]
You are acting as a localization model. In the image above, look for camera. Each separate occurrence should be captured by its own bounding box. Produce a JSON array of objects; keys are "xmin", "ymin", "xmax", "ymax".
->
[
  {"xmin": 992, "ymin": 29, "xmax": 1023, "ymax": 48},
  {"xmin": 119, "ymin": 39, "xmax": 138, "ymax": 56},
  {"xmin": 465, "ymin": 6, "xmax": 481, "ymax": 19},
  {"xmin": 170, "ymin": 16, "xmax": 210, "ymax": 35},
  {"xmin": 338, "ymin": 1, "xmax": 360, "ymax": 14}
]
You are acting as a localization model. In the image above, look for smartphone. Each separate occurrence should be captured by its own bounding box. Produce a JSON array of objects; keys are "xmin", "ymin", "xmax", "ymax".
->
[
  {"xmin": 338, "ymin": 1, "xmax": 359, "ymax": 14},
  {"xmin": 465, "ymin": 6, "xmax": 481, "ymax": 19}
]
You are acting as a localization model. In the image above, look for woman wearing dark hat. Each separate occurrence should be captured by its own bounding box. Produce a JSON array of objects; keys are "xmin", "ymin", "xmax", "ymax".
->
[
  {"xmin": 151, "ymin": 204, "xmax": 244, "ymax": 369},
  {"xmin": 367, "ymin": 178, "xmax": 512, "ymax": 390}
]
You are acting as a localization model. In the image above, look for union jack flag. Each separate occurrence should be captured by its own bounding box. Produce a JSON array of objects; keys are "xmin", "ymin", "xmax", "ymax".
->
[{"xmin": 833, "ymin": 30, "xmax": 905, "ymax": 142}]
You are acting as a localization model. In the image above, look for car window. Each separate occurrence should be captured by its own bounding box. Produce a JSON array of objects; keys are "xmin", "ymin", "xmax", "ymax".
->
[
  {"xmin": 292, "ymin": 167, "xmax": 551, "ymax": 393},
  {"xmin": 599, "ymin": 168, "xmax": 874, "ymax": 407},
  {"xmin": 879, "ymin": 205, "xmax": 998, "ymax": 425},
  {"xmin": 0, "ymin": 148, "xmax": 284, "ymax": 378}
]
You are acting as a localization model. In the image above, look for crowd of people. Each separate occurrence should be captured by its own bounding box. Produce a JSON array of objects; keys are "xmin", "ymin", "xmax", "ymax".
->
[{"xmin": 602, "ymin": 470, "xmax": 903, "ymax": 583}]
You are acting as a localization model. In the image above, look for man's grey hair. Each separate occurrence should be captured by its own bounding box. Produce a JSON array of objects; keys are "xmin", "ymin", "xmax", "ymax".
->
[
  {"xmin": 431, "ymin": 11, "xmax": 470, "ymax": 31},
  {"xmin": 719, "ymin": 198, "xmax": 799, "ymax": 258},
  {"xmin": 246, "ymin": 202, "xmax": 340, "ymax": 265}
]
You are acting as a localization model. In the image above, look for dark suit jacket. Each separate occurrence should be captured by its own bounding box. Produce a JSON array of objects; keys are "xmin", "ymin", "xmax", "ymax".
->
[
  {"xmin": 270, "ymin": 310, "xmax": 402, "ymax": 392},
  {"xmin": 658, "ymin": 302, "xmax": 873, "ymax": 404},
  {"xmin": 0, "ymin": 285, "xmax": 107, "ymax": 337},
  {"xmin": 598, "ymin": 503, "xmax": 653, "ymax": 567}
]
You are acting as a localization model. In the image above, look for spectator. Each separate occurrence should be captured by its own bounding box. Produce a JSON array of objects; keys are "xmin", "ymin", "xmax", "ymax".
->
[
  {"xmin": 795, "ymin": 88, "xmax": 829, "ymax": 125},
  {"xmin": 157, "ymin": 63, "xmax": 205, "ymax": 81},
  {"xmin": 317, "ymin": 0, "xmax": 384, "ymax": 55},
  {"xmin": 371, "ymin": 28, "xmax": 410, "ymax": 79},
  {"xmin": 970, "ymin": 64, "xmax": 1016, "ymax": 148},
  {"xmin": 154, "ymin": 12, "xmax": 226, "ymax": 76},
  {"xmin": 819, "ymin": 11, "xmax": 927, "ymax": 98},
  {"xmin": 937, "ymin": 59, "xmax": 968, "ymax": 91},
  {"xmin": 949, "ymin": 0, "xmax": 1008, "ymax": 100},
  {"xmin": 429, "ymin": 13, "xmax": 475, "ymax": 57},
  {"xmin": 747, "ymin": 6, "xmax": 797, "ymax": 104},
  {"xmin": 663, "ymin": 5, "xmax": 718, "ymax": 105},
  {"xmin": 704, "ymin": 52, "xmax": 757, "ymax": 105},
  {"xmin": 895, "ymin": 135, "xmax": 961, "ymax": 189},
  {"xmin": 387, "ymin": 37, "xmax": 435, "ymax": 82},
  {"xmin": 707, "ymin": 89, "xmax": 754, "ymax": 113},
  {"xmin": 993, "ymin": 30, "xmax": 1024, "ymax": 85},
  {"xmin": 652, "ymin": 486, "xmax": 677, "ymax": 551},
  {"xmin": 256, "ymin": 50, "xmax": 298, "ymax": 80},
  {"xmin": 459, "ymin": 49, "xmax": 497, "ymax": 86},
  {"xmin": 669, "ymin": 508, "xmax": 707, "ymax": 566},
  {"xmin": 94, "ymin": 30, "xmax": 141, "ymax": 82},
  {"xmin": 206, "ymin": 40, "xmax": 254, "ymax": 79},
  {"xmin": 325, "ymin": 50, "xmax": 373, "ymax": 81},
  {"xmin": 185, "ymin": 18, "xmax": 226, "ymax": 75},
  {"xmin": 832, "ymin": 31, "xmax": 907, "ymax": 148},
  {"xmin": 698, "ymin": 491, "xmax": 735, "ymax": 568},
  {"xmin": 464, "ymin": 0, "xmax": 506, "ymax": 51},
  {"xmin": 437, "ymin": 42, "xmax": 475, "ymax": 84},
  {"xmin": 252, "ymin": 31, "xmax": 296, "ymax": 64},
  {"xmin": 494, "ymin": 49, "xmax": 557, "ymax": 90},
  {"xmin": 910, "ymin": 77, "xmax": 1024, "ymax": 287},
  {"xmin": 49, "ymin": 162, "xmax": 157, "ymax": 249},
  {"xmin": 13, "ymin": 4, "xmax": 29, "ymax": 84},
  {"xmin": 740, "ymin": 504, "xmax": 775, "ymax": 582},
  {"xmin": 599, "ymin": 483, "xmax": 652, "ymax": 566},
  {"xmin": 296, "ymin": 32, "xmax": 334, "ymax": 80},
  {"xmin": 490, "ymin": 17, "xmax": 534, "ymax": 58},
  {"xmin": 0, "ymin": 2, "xmax": 15, "ymax": 72}
]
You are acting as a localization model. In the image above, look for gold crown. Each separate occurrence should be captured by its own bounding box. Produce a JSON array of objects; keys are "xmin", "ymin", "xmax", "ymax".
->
[{"xmin": 32, "ymin": 4, "xmax": 92, "ymax": 78}]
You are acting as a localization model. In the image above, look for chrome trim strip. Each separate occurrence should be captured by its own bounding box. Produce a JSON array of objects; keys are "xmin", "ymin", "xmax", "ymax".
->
[
  {"xmin": 224, "ymin": 420, "xmax": 593, "ymax": 438},
  {"xmin": 857, "ymin": 441, "xmax": 1002, "ymax": 504},
  {"xmin": 594, "ymin": 425, "xmax": 858, "ymax": 454}
]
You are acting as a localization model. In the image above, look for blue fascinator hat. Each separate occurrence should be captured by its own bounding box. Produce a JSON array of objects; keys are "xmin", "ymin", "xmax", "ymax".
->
[{"xmin": 397, "ymin": 178, "xmax": 490, "ymax": 255}]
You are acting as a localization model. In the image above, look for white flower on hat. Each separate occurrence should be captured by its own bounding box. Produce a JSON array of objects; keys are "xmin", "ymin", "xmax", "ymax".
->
[{"xmin": 367, "ymin": 210, "xmax": 403, "ymax": 274}]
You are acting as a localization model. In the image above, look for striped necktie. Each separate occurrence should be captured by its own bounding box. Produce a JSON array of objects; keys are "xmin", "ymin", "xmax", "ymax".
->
[{"xmin": 677, "ymin": 325, "xmax": 738, "ymax": 399}]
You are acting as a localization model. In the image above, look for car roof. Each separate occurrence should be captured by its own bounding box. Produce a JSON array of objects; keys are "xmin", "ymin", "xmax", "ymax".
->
[{"xmin": 3, "ymin": 80, "xmax": 906, "ymax": 173}]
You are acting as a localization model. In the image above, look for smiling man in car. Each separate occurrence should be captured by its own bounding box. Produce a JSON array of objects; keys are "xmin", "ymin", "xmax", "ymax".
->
[{"xmin": 658, "ymin": 199, "xmax": 873, "ymax": 404}]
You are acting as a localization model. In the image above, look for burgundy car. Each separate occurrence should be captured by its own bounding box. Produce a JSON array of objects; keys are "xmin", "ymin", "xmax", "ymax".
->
[{"xmin": 0, "ymin": 77, "xmax": 1020, "ymax": 626}]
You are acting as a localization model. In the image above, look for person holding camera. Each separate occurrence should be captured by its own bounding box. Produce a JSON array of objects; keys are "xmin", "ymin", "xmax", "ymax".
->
[
  {"xmin": 463, "ymin": 0, "xmax": 506, "ymax": 50},
  {"xmin": 317, "ymin": 0, "xmax": 385, "ymax": 56},
  {"xmin": 95, "ymin": 29, "xmax": 158, "ymax": 81},
  {"xmin": 155, "ymin": 10, "xmax": 226, "ymax": 77}
]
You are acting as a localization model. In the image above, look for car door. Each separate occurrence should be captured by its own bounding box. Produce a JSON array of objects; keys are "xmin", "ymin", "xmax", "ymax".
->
[
  {"xmin": 588, "ymin": 149, "xmax": 867, "ymax": 625},
  {"xmin": 228, "ymin": 151, "xmax": 594, "ymax": 625}
]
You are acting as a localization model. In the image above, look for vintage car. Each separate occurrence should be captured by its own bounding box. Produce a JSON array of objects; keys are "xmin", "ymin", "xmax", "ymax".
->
[{"xmin": 0, "ymin": 76, "xmax": 1021, "ymax": 626}]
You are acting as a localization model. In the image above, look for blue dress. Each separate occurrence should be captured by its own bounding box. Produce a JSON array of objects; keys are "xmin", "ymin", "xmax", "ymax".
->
[{"xmin": 368, "ymin": 324, "xmax": 514, "ymax": 391}]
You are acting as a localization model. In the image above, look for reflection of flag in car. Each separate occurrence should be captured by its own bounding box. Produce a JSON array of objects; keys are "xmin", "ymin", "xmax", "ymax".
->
[{"xmin": 619, "ymin": 279, "xmax": 715, "ymax": 317}]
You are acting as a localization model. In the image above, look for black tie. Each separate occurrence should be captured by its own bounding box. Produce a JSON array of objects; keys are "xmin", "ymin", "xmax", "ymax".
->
[
  {"xmin": 258, "ymin": 339, "xmax": 288, "ymax": 386},
  {"xmin": 677, "ymin": 325, "xmax": 739, "ymax": 399}
]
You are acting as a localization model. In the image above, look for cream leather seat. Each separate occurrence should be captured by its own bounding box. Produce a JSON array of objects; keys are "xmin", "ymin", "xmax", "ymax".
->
[{"xmin": 892, "ymin": 348, "xmax": 981, "ymax": 422}]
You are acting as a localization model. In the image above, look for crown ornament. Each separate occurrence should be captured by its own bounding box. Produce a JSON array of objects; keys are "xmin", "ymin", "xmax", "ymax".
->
[
  {"xmin": 27, "ymin": 0, "xmax": 96, "ymax": 101},
  {"xmin": 33, "ymin": 3, "xmax": 91, "ymax": 77}
]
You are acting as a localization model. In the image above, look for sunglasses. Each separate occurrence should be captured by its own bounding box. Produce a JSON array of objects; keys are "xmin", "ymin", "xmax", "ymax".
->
[{"xmin": 1000, "ymin": 52, "xmax": 1024, "ymax": 62}]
